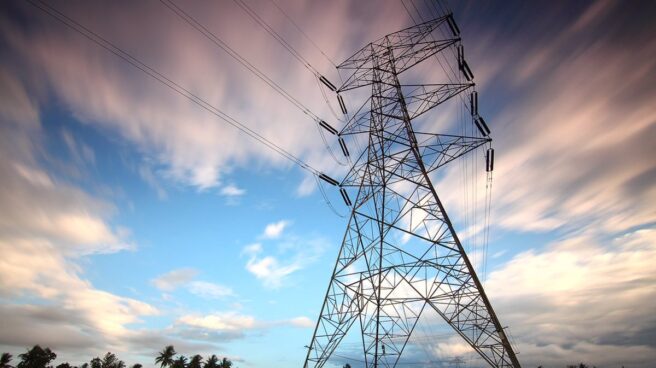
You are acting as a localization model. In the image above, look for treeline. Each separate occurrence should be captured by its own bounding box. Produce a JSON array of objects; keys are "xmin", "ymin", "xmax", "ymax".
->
[{"xmin": 0, "ymin": 345, "xmax": 233, "ymax": 368}]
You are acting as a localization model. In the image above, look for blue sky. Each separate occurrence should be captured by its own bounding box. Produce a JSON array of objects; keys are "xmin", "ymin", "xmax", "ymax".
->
[{"xmin": 1, "ymin": 1, "xmax": 655, "ymax": 367}]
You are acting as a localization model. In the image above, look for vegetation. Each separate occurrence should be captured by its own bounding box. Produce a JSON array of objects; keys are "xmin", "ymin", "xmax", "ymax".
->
[
  {"xmin": 0, "ymin": 348, "xmax": 607, "ymax": 368},
  {"xmin": 0, "ymin": 346, "xmax": 234, "ymax": 368}
]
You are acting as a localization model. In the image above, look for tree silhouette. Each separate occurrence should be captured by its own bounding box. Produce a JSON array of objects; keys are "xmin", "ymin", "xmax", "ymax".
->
[
  {"xmin": 155, "ymin": 346, "xmax": 176, "ymax": 368},
  {"xmin": 9, "ymin": 345, "xmax": 231, "ymax": 368},
  {"xmin": 97, "ymin": 353, "xmax": 125, "ymax": 368},
  {"xmin": 17, "ymin": 346, "xmax": 56, "ymax": 368},
  {"xmin": 171, "ymin": 356, "xmax": 187, "ymax": 368},
  {"xmin": 188, "ymin": 355, "xmax": 203, "ymax": 368},
  {"xmin": 217, "ymin": 358, "xmax": 231, "ymax": 368},
  {"xmin": 1, "ymin": 353, "xmax": 13, "ymax": 368},
  {"xmin": 203, "ymin": 355, "xmax": 218, "ymax": 368},
  {"xmin": 343, "ymin": 365, "xmax": 351, "ymax": 368}
]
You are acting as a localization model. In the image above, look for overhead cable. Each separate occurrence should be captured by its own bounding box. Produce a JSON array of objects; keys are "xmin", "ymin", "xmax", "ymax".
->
[{"xmin": 27, "ymin": 0, "xmax": 322, "ymax": 177}]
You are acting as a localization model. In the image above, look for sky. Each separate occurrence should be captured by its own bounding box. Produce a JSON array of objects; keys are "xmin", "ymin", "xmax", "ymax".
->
[{"xmin": 0, "ymin": 0, "xmax": 655, "ymax": 367}]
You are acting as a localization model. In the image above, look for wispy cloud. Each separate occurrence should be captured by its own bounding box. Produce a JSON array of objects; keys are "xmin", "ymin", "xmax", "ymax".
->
[
  {"xmin": 485, "ymin": 228, "xmax": 656, "ymax": 366},
  {"xmin": 244, "ymin": 222, "xmax": 326, "ymax": 288},
  {"xmin": 261, "ymin": 220, "xmax": 290, "ymax": 239},
  {"xmin": 0, "ymin": 67, "xmax": 156, "ymax": 354},
  {"xmin": 151, "ymin": 268, "xmax": 233, "ymax": 299},
  {"xmin": 220, "ymin": 184, "xmax": 246, "ymax": 197},
  {"xmin": 178, "ymin": 311, "xmax": 313, "ymax": 332},
  {"xmin": 188, "ymin": 281, "xmax": 234, "ymax": 299},
  {"xmin": 151, "ymin": 268, "xmax": 198, "ymax": 292}
]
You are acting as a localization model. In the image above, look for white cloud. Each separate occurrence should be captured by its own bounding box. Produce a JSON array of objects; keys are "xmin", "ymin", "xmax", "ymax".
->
[
  {"xmin": 188, "ymin": 281, "xmax": 234, "ymax": 299},
  {"xmin": 0, "ymin": 67, "xmax": 156, "ymax": 356},
  {"xmin": 151, "ymin": 268, "xmax": 198, "ymax": 291},
  {"xmin": 484, "ymin": 228, "xmax": 656, "ymax": 367},
  {"xmin": 177, "ymin": 312, "xmax": 314, "ymax": 332},
  {"xmin": 245, "ymin": 255, "xmax": 302, "ymax": 289},
  {"xmin": 151, "ymin": 269, "xmax": 233, "ymax": 299},
  {"xmin": 138, "ymin": 163, "xmax": 168, "ymax": 200},
  {"xmin": 243, "ymin": 231, "xmax": 326, "ymax": 288},
  {"xmin": 262, "ymin": 220, "xmax": 290, "ymax": 239},
  {"xmin": 0, "ymin": 0, "xmax": 405, "ymax": 191},
  {"xmin": 61, "ymin": 128, "xmax": 95, "ymax": 166},
  {"xmin": 287, "ymin": 316, "xmax": 314, "ymax": 328},
  {"xmin": 220, "ymin": 184, "xmax": 246, "ymax": 197},
  {"xmin": 179, "ymin": 312, "xmax": 257, "ymax": 332}
]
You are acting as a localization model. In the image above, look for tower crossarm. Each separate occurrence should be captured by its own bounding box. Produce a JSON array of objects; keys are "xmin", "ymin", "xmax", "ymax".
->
[
  {"xmin": 337, "ymin": 15, "xmax": 459, "ymax": 92},
  {"xmin": 337, "ymin": 38, "xmax": 459, "ymax": 92}
]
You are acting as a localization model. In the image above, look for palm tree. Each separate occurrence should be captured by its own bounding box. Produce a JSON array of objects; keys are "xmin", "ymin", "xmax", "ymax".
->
[
  {"xmin": 171, "ymin": 356, "xmax": 187, "ymax": 368},
  {"xmin": 1, "ymin": 353, "xmax": 13, "ymax": 368},
  {"xmin": 17, "ymin": 346, "xmax": 56, "ymax": 368},
  {"xmin": 155, "ymin": 347, "xmax": 176, "ymax": 368},
  {"xmin": 217, "ymin": 358, "xmax": 231, "ymax": 368},
  {"xmin": 187, "ymin": 356, "xmax": 202, "ymax": 368},
  {"xmin": 203, "ymin": 356, "xmax": 218, "ymax": 368},
  {"xmin": 131, "ymin": 364, "xmax": 142, "ymax": 368}
]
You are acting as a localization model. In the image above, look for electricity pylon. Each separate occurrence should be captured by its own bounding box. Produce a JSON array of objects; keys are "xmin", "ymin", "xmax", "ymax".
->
[{"xmin": 305, "ymin": 14, "xmax": 521, "ymax": 368}]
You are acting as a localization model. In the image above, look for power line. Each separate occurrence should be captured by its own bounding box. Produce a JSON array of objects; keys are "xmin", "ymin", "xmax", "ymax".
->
[
  {"xmin": 232, "ymin": 0, "xmax": 322, "ymax": 78},
  {"xmin": 26, "ymin": 0, "xmax": 322, "ymax": 177},
  {"xmin": 159, "ymin": 0, "xmax": 349, "ymax": 169},
  {"xmin": 159, "ymin": 0, "xmax": 325, "ymax": 125},
  {"xmin": 268, "ymin": 0, "xmax": 338, "ymax": 68}
]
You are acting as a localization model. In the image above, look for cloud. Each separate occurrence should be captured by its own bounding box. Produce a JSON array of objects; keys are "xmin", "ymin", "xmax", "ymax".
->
[
  {"xmin": 433, "ymin": 0, "xmax": 656, "ymax": 236},
  {"xmin": 261, "ymin": 220, "xmax": 290, "ymax": 239},
  {"xmin": 151, "ymin": 268, "xmax": 198, "ymax": 291},
  {"xmin": 245, "ymin": 254, "xmax": 302, "ymax": 289},
  {"xmin": 179, "ymin": 312, "xmax": 256, "ymax": 332},
  {"xmin": 0, "ymin": 67, "xmax": 157, "ymax": 357},
  {"xmin": 151, "ymin": 269, "xmax": 233, "ymax": 299},
  {"xmin": 220, "ymin": 184, "xmax": 246, "ymax": 197},
  {"xmin": 178, "ymin": 312, "xmax": 314, "ymax": 332},
  {"xmin": 138, "ymin": 163, "xmax": 168, "ymax": 200},
  {"xmin": 243, "ymin": 224, "xmax": 327, "ymax": 288},
  {"xmin": 0, "ymin": 0, "xmax": 406, "ymax": 191},
  {"xmin": 484, "ymin": 228, "xmax": 656, "ymax": 367},
  {"xmin": 188, "ymin": 281, "xmax": 234, "ymax": 299},
  {"xmin": 61, "ymin": 128, "xmax": 96, "ymax": 166}
]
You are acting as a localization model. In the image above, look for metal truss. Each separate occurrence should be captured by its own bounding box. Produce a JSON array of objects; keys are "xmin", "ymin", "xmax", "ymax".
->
[{"xmin": 304, "ymin": 15, "xmax": 521, "ymax": 368}]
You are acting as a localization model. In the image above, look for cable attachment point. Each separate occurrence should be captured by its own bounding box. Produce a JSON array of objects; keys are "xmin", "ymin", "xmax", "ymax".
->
[
  {"xmin": 319, "ymin": 120, "xmax": 338, "ymax": 135},
  {"xmin": 319, "ymin": 173, "xmax": 339, "ymax": 186},
  {"xmin": 338, "ymin": 136, "xmax": 350, "ymax": 157},
  {"xmin": 337, "ymin": 94, "xmax": 348, "ymax": 114},
  {"xmin": 339, "ymin": 187, "xmax": 352, "ymax": 206},
  {"xmin": 446, "ymin": 13, "xmax": 460, "ymax": 37},
  {"xmin": 486, "ymin": 148, "xmax": 495, "ymax": 172},
  {"xmin": 319, "ymin": 75, "xmax": 337, "ymax": 91},
  {"xmin": 475, "ymin": 116, "xmax": 491, "ymax": 137},
  {"xmin": 457, "ymin": 45, "xmax": 474, "ymax": 81},
  {"xmin": 470, "ymin": 91, "xmax": 478, "ymax": 116}
]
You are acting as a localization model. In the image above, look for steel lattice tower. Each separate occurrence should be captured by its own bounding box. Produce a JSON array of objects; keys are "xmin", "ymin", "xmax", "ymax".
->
[{"xmin": 305, "ymin": 15, "xmax": 521, "ymax": 368}]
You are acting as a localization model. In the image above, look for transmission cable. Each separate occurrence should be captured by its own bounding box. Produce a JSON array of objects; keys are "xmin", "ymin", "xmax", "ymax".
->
[
  {"xmin": 158, "ymin": 0, "xmax": 351, "ymax": 167},
  {"xmin": 232, "ymin": 0, "xmax": 321, "ymax": 77},
  {"xmin": 26, "ymin": 0, "xmax": 322, "ymax": 177},
  {"xmin": 268, "ymin": 0, "xmax": 338, "ymax": 68}
]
